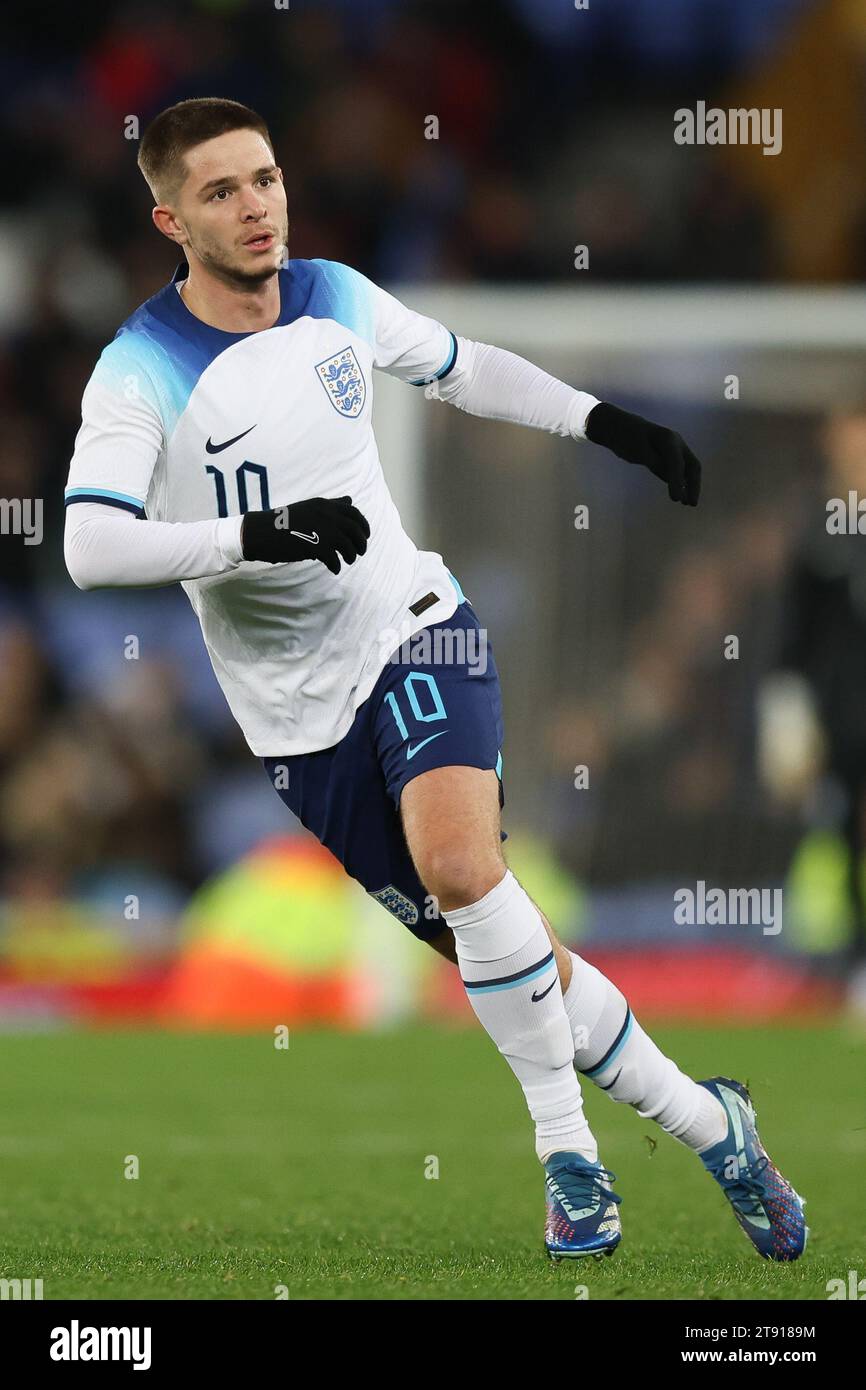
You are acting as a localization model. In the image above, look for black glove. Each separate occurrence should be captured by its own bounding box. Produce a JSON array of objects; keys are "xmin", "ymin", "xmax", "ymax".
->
[
  {"xmin": 585, "ymin": 402, "xmax": 701, "ymax": 506},
  {"xmin": 241, "ymin": 496, "xmax": 370, "ymax": 575}
]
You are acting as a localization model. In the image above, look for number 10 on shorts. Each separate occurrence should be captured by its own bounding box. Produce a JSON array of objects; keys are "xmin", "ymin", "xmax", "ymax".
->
[{"xmin": 384, "ymin": 672, "xmax": 447, "ymax": 741}]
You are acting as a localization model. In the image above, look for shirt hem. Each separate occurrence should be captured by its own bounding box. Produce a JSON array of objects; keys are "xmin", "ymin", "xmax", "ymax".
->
[{"xmin": 246, "ymin": 578, "xmax": 464, "ymax": 758}]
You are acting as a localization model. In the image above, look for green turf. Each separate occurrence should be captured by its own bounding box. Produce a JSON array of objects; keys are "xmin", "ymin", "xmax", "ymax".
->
[{"xmin": 0, "ymin": 1022, "xmax": 862, "ymax": 1300}]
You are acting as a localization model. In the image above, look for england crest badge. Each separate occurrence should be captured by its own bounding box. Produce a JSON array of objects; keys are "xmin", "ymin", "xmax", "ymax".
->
[
  {"xmin": 369, "ymin": 884, "xmax": 419, "ymax": 926},
  {"xmin": 315, "ymin": 345, "xmax": 366, "ymax": 418}
]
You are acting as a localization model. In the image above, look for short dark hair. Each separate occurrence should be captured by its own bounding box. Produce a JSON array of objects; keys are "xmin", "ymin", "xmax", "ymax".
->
[{"xmin": 138, "ymin": 97, "xmax": 274, "ymax": 204}]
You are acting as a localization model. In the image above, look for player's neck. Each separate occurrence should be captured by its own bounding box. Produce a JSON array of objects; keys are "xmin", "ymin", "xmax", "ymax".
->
[{"xmin": 179, "ymin": 263, "xmax": 281, "ymax": 334}]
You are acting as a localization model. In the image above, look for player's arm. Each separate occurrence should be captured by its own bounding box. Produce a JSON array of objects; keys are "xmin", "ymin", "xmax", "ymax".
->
[
  {"xmin": 336, "ymin": 261, "xmax": 700, "ymax": 507},
  {"xmin": 66, "ymin": 498, "xmax": 369, "ymax": 588},
  {"xmin": 65, "ymin": 503, "xmax": 245, "ymax": 590},
  {"xmin": 437, "ymin": 341, "xmax": 701, "ymax": 507},
  {"xmin": 64, "ymin": 350, "xmax": 246, "ymax": 589},
  {"xmin": 64, "ymin": 349, "xmax": 368, "ymax": 589}
]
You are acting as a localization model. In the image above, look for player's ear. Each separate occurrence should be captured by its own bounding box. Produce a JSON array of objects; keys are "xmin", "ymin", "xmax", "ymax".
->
[{"xmin": 152, "ymin": 205, "xmax": 187, "ymax": 246}]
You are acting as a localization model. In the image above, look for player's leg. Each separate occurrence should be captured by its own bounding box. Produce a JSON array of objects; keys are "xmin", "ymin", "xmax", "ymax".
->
[
  {"xmin": 262, "ymin": 717, "xmax": 446, "ymax": 948},
  {"xmin": 378, "ymin": 601, "xmax": 595, "ymax": 1168},
  {"xmin": 399, "ymin": 763, "xmax": 621, "ymax": 1258},
  {"xmin": 522, "ymin": 895, "xmax": 725, "ymax": 1146},
  {"xmin": 420, "ymin": 818, "xmax": 575, "ymax": 985},
  {"xmin": 401, "ymin": 765, "xmax": 594, "ymax": 1160},
  {"xmin": 527, "ymin": 892, "xmax": 808, "ymax": 1257},
  {"xmin": 425, "ymin": 893, "xmax": 724, "ymax": 1148},
  {"xmin": 375, "ymin": 601, "xmax": 621, "ymax": 1256},
  {"xmin": 264, "ymin": 707, "xmax": 618, "ymax": 1253},
  {"xmin": 423, "ymin": 876, "xmax": 807, "ymax": 1259}
]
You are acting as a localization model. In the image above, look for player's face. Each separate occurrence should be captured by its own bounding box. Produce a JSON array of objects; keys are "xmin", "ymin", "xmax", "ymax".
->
[{"xmin": 174, "ymin": 128, "xmax": 289, "ymax": 286}]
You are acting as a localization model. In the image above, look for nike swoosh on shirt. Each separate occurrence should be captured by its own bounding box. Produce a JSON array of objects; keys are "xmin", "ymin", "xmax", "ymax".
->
[
  {"xmin": 290, "ymin": 530, "xmax": 319, "ymax": 544},
  {"xmin": 531, "ymin": 980, "xmax": 556, "ymax": 1003},
  {"xmin": 406, "ymin": 731, "xmax": 448, "ymax": 760},
  {"xmin": 205, "ymin": 425, "xmax": 256, "ymax": 453}
]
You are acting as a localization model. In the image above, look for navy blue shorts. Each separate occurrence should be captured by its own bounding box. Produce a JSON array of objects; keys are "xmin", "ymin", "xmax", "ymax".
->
[{"xmin": 263, "ymin": 598, "xmax": 505, "ymax": 942}]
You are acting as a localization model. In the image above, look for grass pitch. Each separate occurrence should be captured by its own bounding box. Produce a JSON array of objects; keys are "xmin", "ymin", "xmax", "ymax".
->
[{"xmin": 0, "ymin": 1021, "xmax": 862, "ymax": 1300}]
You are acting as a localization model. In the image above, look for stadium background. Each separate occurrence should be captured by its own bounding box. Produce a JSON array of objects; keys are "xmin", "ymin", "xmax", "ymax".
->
[{"xmin": 1, "ymin": 0, "xmax": 865, "ymax": 1030}]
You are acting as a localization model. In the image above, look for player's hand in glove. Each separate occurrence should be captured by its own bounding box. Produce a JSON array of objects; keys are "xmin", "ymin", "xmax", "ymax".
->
[
  {"xmin": 241, "ymin": 496, "xmax": 371, "ymax": 574},
  {"xmin": 585, "ymin": 402, "xmax": 702, "ymax": 506}
]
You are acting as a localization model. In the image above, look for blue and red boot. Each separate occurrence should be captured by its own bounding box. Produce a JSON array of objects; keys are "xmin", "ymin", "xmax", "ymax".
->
[
  {"xmin": 544, "ymin": 1151, "xmax": 622, "ymax": 1261},
  {"xmin": 696, "ymin": 1077, "xmax": 808, "ymax": 1262}
]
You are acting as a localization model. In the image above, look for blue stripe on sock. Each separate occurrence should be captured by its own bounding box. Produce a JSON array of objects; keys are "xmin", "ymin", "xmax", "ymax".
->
[
  {"xmin": 463, "ymin": 949, "xmax": 555, "ymax": 995},
  {"xmin": 581, "ymin": 1007, "xmax": 633, "ymax": 1078}
]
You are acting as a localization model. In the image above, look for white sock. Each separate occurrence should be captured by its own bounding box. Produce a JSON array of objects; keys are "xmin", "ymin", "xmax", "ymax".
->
[
  {"xmin": 447, "ymin": 871, "xmax": 597, "ymax": 1165},
  {"xmin": 562, "ymin": 951, "xmax": 727, "ymax": 1152}
]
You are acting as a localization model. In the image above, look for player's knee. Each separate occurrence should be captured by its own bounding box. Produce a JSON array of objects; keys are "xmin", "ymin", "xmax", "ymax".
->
[{"xmin": 422, "ymin": 846, "xmax": 505, "ymax": 914}]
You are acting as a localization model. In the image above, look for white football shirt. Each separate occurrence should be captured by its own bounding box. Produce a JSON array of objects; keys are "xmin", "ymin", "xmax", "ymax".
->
[{"xmin": 65, "ymin": 259, "xmax": 466, "ymax": 756}]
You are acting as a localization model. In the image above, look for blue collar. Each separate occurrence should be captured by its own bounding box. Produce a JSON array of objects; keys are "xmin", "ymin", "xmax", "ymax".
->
[{"xmin": 162, "ymin": 260, "xmax": 295, "ymax": 345}]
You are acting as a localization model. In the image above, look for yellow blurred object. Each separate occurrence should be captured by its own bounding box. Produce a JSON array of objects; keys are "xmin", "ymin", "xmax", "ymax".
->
[{"xmin": 785, "ymin": 828, "xmax": 857, "ymax": 952}]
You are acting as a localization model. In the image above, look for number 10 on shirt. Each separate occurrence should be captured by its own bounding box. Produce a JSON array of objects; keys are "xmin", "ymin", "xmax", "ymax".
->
[{"xmin": 205, "ymin": 460, "xmax": 270, "ymax": 517}]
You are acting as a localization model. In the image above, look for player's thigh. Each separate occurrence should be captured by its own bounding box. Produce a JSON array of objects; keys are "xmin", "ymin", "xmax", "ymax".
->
[
  {"xmin": 262, "ymin": 738, "xmax": 445, "ymax": 945},
  {"xmin": 371, "ymin": 600, "xmax": 507, "ymax": 911},
  {"xmin": 400, "ymin": 764, "xmax": 505, "ymax": 912}
]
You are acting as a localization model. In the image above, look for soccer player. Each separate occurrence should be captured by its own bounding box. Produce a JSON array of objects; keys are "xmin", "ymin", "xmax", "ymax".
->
[{"xmin": 64, "ymin": 98, "xmax": 807, "ymax": 1262}]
